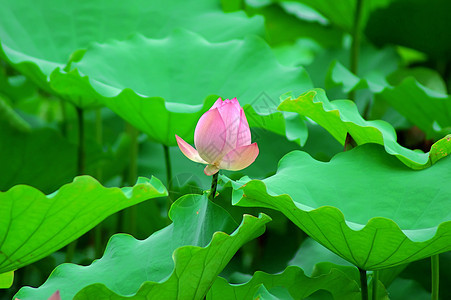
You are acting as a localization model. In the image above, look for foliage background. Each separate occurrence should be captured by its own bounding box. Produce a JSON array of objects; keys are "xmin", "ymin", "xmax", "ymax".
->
[{"xmin": 0, "ymin": 0, "xmax": 450, "ymax": 299}]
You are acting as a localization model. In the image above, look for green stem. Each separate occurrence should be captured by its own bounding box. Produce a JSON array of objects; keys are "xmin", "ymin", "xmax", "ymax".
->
[
  {"xmin": 126, "ymin": 122, "xmax": 139, "ymax": 185},
  {"xmin": 76, "ymin": 106, "xmax": 85, "ymax": 175},
  {"xmin": 65, "ymin": 239, "xmax": 77, "ymax": 263},
  {"xmin": 349, "ymin": 0, "xmax": 364, "ymax": 101},
  {"xmin": 60, "ymin": 99, "xmax": 68, "ymax": 137},
  {"xmin": 359, "ymin": 267, "xmax": 368, "ymax": 300},
  {"xmin": 123, "ymin": 123, "xmax": 139, "ymax": 235},
  {"xmin": 94, "ymin": 108, "xmax": 103, "ymax": 258},
  {"xmin": 209, "ymin": 172, "xmax": 219, "ymax": 201},
  {"xmin": 431, "ymin": 254, "xmax": 439, "ymax": 300},
  {"xmin": 66, "ymin": 106, "xmax": 84, "ymax": 263},
  {"xmin": 344, "ymin": 133, "xmax": 352, "ymax": 151},
  {"xmin": 372, "ymin": 270, "xmax": 379, "ymax": 300},
  {"xmin": 163, "ymin": 145, "xmax": 173, "ymax": 202},
  {"xmin": 95, "ymin": 108, "xmax": 103, "ymax": 180}
]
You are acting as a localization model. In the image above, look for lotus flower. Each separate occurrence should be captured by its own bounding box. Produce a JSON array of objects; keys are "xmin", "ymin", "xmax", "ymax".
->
[{"xmin": 176, "ymin": 97, "xmax": 259, "ymax": 176}]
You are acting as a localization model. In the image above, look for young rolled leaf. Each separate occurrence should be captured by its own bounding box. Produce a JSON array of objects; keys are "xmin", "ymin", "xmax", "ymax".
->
[
  {"xmin": 231, "ymin": 144, "xmax": 451, "ymax": 270},
  {"xmin": 14, "ymin": 194, "xmax": 271, "ymax": 300},
  {"xmin": 278, "ymin": 88, "xmax": 451, "ymax": 169},
  {"xmin": 50, "ymin": 29, "xmax": 312, "ymax": 145},
  {"xmin": 208, "ymin": 266, "xmax": 360, "ymax": 299},
  {"xmin": 0, "ymin": 175, "xmax": 167, "ymax": 274},
  {"xmin": 0, "ymin": 0, "xmax": 262, "ymax": 97}
]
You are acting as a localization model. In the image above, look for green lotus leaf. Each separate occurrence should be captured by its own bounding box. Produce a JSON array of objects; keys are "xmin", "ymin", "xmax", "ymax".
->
[
  {"xmin": 50, "ymin": 29, "xmax": 312, "ymax": 145},
  {"xmin": 0, "ymin": 175, "xmax": 167, "ymax": 274},
  {"xmin": 326, "ymin": 60, "xmax": 391, "ymax": 94},
  {"xmin": 0, "ymin": 0, "xmax": 263, "ymax": 95},
  {"xmin": 278, "ymin": 88, "xmax": 451, "ymax": 169},
  {"xmin": 15, "ymin": 194, "xmax": 271, "ymax": 300},
  {"xmin": 231, "ymin": 144, "xmax": 451, "ymax": 270},
  {"xmin": 305, "ymin": 43, "xmax": 399, "ymax": 99},
  {"xmin": 208, "ymin": 265, "xmax": 360, "ymax": 299},
  {"xmin": 387, "ymin": 67, "xmax": 447, "ymax": 94},
  {"xmin": 376, "ymin": 77, "xmax": 451, "ymax": 139}
]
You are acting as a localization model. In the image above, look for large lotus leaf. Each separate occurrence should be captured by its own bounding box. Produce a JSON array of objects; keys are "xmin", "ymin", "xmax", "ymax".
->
[
  {"xmin": 376, "ymin": 78, "xmax": 451, "ymax": 139},
  {"xmin": 326, "ymin": 60, "xmax": 392, "ymax": 94},
  {"xmin": 0, "ymin": 0, "xmax": 263, "ymax": 94},
  {"xmin": 231, "ymin": 144, "xmax": 451, "ymax": 270},
  {"xmin": 365, "ymin": 0, "xmax": 451, "ymax": 61},
  {"xmin": 50, "ymin": 30, "xmax": 312, "ymax": 145},
  {"xmin": 15, "ymin": 194, "xmax": 271, "ymax": 300},
  {"xmin": 0, "ymin": 175, "xmax": 167, "ymax": 274},
  {"xmin": 208, "ymin": 265, "xmax": 360, "ymax": 299},
  {"xmin": 278, "ymin": 89, "xmax": 451, "ymax": 169}
]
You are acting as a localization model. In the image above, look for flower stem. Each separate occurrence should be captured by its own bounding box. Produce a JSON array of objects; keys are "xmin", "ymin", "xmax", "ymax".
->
[
  {"xmin": 163, "ymin": 145, "xmax": 173, "ymax": 203},
  {"xmin": 66, "ymin": 105, "xmax": 84, "ymax": 263},
  {"xmin": 349, "ymin": 0, "xmax": 364, "ymax": 101},
  {"xmin": 94, "ymin": 108, "xmax": 103, "ymax": 258},
  {"xmin": 431, "ymin": 254, "xmax": 439, "ymax": 300},
  {"xmin": 76, "ymin": 106, "xmax": 85, "ymax": 175},
  {"xmin": 359, "ymin": 267, "xmax": 368, "ymax": 300},
  {"xmin": 60, "ymin": 99, "xmax": 68, "ymax": 137},
  {"xmin": 209, "ymin": 172, "xmax": 219, "ymax": 201},
  {"xmin": 124, "ymin": 122, "xmax": 139, "ymax": 235},
  {"xmin": 65, "ymin": 240, "xmax": 77, "ymax": 263},
  {"xmin": 372, "ymin": 270, "xmax": 379, "ymax": 300}
]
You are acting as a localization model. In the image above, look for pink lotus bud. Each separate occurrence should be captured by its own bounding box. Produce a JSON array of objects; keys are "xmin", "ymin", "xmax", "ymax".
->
[{"xmin": 176, "ymin": 97, "xmax": 259, "ymax": 176}]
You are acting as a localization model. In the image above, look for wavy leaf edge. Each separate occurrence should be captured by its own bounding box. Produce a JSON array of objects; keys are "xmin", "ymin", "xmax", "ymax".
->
[
  {"xmin": 278, "ymin": 88, "xmax": 451, "ymax": 169},
  {"xmin": 230, "ymin": 177, "xmax": 451, "ymax": 269}
]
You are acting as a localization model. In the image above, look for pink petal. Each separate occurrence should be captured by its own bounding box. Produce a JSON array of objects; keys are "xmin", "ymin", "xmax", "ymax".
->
[
  {"xmin": 229, "ymin": 97, "xmax": 242, "ymax": 111},
  {"xmin": 236, "ymin": 108, "xmax": 251, "ymax": 147},
  {"xmin": 204, "ymin": 164, "xmax": 220, "ymax": 176},
  {"xmin": 194, "ymin": 108, "xmax": 226, "ymax": 163},
  {"xmin": 211, "ymin": 97, "xmax": 224, "ymax": 109},
  {"xmin": 175, "ymin": 135, "xmax": 207, "ymax": 164},
  {"xmin": 219, "ymin": 143, "xmax": 259, "ymax": 171},
  {"xmin": 216, "ymin": 100, "xmax": 241, "ymax": 154}
]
